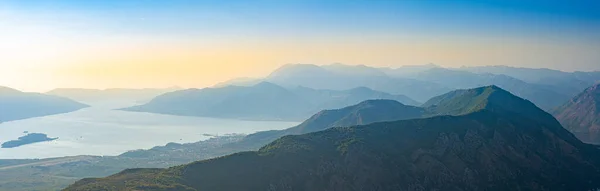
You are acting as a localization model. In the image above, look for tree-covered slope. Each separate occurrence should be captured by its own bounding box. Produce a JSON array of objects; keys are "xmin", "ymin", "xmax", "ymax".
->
[
  {"xmin": 235, "ymin": 99, "xmax": 424, "ymax": 150},
  {"xmin": 424, "ymin": 85, "xmax": 581, "ymax": 144},
  {"xmin": 65, "ymin": 86, "xmax": 600, "ymax": 191},
  {"xmin": 66, "ymin": 110, "xmax": 600, "ymax": 191}
]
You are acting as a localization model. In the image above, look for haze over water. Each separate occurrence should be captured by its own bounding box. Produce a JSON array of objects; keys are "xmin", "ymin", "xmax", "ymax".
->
[{"xmin": 0, "ymin": 103, "xmax": 298, "ymax": 159}]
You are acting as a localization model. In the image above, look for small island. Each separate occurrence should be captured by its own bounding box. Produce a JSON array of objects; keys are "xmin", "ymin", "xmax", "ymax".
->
[{"xmin": 1, "ymin": 133, "xmax": 58, "ymax": 148}]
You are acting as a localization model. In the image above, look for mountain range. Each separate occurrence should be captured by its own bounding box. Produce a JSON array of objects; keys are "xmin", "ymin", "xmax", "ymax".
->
[
  {"xmin": 553, "ymin": 84, "xmax": 600, "ymax": 144},
  {"xmin": 122, "ymin": 82, "xmax": 420, "ymax": 121},
  {"xmin": 0, "ymin": 86, "xmax": 88, "ymax": 122},
  {"xmin": 66, "ymin": 86, "xmax": 600, "ymax": 191},
  {"xmin": 110, "ymin": 64, "xmax": 600, "ymax": 123},
  {"xmin": 265, "ymin": 64, "xmax": 452, "ymax": 102},
  {"xmin": 215, "ymin": 64, "xmax": 600, "ymax": 110},
  {"xmin": 459, "ymin": 65, "xmax": 600, "ymax": 97}
]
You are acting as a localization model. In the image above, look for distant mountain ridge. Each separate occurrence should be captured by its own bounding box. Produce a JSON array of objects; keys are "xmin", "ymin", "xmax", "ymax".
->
[
  {"xmin": 216, "ymin": 64, "xmax": 588, "ymax": 109},
  {"xmin": 122, "ymin": 82, "xmax": 420, "ymax": 121},
  {"xmin": 405, "ymin": 67, "xmax": 571, "ymax": 110},
  {"xmin": 0, "ymin": 86, "xmax": 88, "ymax": 122},
  {"xmin": 265, "ymin": 64, "xmax": 452, "ymax": 102},
  {"xmin": 212, "ymin": 77, "xmax": 261, "ymax": 88},
  {"xmin": 65, "ymin": 85, "xmax": 600, "ymax": 191},
  {"xmin": 459, "ymin": 65, "xmax": 600, "ymax": 96}
]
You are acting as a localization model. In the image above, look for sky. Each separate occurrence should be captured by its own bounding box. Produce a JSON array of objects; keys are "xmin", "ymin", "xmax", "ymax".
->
[{"xmin": 1, "ymin": 0, "xmax": 599, "ymax": 92}]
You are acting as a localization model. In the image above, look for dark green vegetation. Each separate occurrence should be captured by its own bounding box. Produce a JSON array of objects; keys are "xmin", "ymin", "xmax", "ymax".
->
[
  {"xmin": 0, "ymin": 98, "xmax": 421, "ymax": 191},
  {"xmin": 65, "ymin": 86, "xmax": 600, "ymax": 191},
  {"xmin": 122, "ymin": 82, "xmax": 420, "ymax": 121},
  {"xmin": 1, "ymin": 133, "xmax": 58, "ymax": 148},
  {"xmin": 553, "ymin": 84, "xmax": 600, "ymax": 144},
  {"xmin": 0, "ymin": 86, "xmax": 88, "ymax": 122},
  {"xmin": 228, "ymin": 99, "xmax": 426, "ymax": 151}
]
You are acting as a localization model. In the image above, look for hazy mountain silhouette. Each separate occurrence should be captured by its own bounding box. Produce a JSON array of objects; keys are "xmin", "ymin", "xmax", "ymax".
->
[
  {"xmin": 0, "ymin": 86, "xmax": 88, "ymax": 122},
  {"xmin": 292, "ymin": 86, "xmax": 421, "ymax": 107},
  {"xmin": 380, "ymin": 63, "xmax": 441, "ymax": 77},
  {"xmin": 212, "ymin": 77, "xmax": 262, "ymax": 88},
  {"xmin": 66, "ymin": 86, "xmax": 600, "ymax": 191},
  {"xmin": 459, "ymin": 65, "xmax": 572, "ymax": 83},
  {"xmin": 122, "ymin": 82, "xmax": 420, "ymax": 121},
  {"xmin": 460, "ymin": 65, "xmax": 600, "ymax": 97},
  {"xmin": 266, "ymin": 64, "xmax": 451, "ymax": 102},
  {"xmin": 553, "ymin": 84, "xmax": 600, "ymax": 144},
  {"xmin": 213, "ymin": 64, "xmax": 594, "ymax": 107},
  {"xmin": 414, "ymin": 68, "xmax": 571, "ymax": 110},
  {"xmin": 321, "ymin": 63, "xmax": 389, "ymax": 77}
]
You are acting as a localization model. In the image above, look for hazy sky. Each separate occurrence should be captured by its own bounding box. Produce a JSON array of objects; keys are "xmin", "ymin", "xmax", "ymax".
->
[{"xmin": 1, "ymin": 0, "xmax": 599, "ymax": 91}]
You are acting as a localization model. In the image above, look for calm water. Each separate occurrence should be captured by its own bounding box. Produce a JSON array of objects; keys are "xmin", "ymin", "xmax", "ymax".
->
[{"xmin": 0, "ymin": 102, "xmax": 299, "ymax": 159}]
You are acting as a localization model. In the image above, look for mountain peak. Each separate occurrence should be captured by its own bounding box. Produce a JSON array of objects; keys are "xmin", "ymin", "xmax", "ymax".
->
[
  {"xmin": 252, "ymin": 81, "xmax": 281, "ymax": 88},
  {"xmin": 286, "ymin": 99, "xmax": 422, "ymax": 134},
  {"xmin": 422, "ymin": 85, "xmax": 511, "ymax": 115},
  {"xmin": 321, "ymin": 63, "xmax": 387, "ymax": 76},
  {"xmin": 353, "ymin": 99, "xmax": 405, "ymax": 108},
  {"xmin": 250, "ymin": 81, "xmax": 291, "ymax": 93},
  {"xmin": 268, "ymin": 64, "xmax": 325, "ymax": 78},
  {"xmin": 425, "ymin": 86, "xmax": 581, "ymax": 144},
  {"xmin": 66, "ymin": 95, "xmax": 600, "ymax": 190},
  {"xmin": 0, "ymin": 86, "xmax": 22, "ymax": 94},
  {"xmin": 553, "ymin": 83, "xmax": 600, "ymax": 144}
]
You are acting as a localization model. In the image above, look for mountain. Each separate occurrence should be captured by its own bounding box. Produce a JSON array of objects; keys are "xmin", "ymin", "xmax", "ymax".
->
[
  {"xmin": 46, "ymin": 87, "xmax": 180, "ymax": 106},
  {"xmin": 553, "ymin": 84, "xmax": 600, "ymax": 144},
  {"xmin": 380, "ymin": 63, "xmax": 441, "ymax": 77},
  {"xmin": 292, "ymin": 86, "xmax": 421, "ymax": 107},
  {"xmin": 212, "ymin": 77, "xmax": 261, "ymax": 88},
  {"xmin": 458, "ymin": 65, "xmax": 571, "ymax": 83},
  {"xmin": 65, "ymin": 86, "xmax": 600, "ymax": 191},
  {"xmin": 0, "ymin": 86, "xmax": 88, "ymax": 122},
  {"xmin": 266, "ymin": 64, "xmax": 452, "ymax": 102},
  {"xmin": 413, "ymin": 68, "xmax": 571, "ymax": 110},
  {"xmin": 459, "ymin": 65, "xmax": 600, "ymax": 97},
  {"xmin": 320, "ymin": 63, "xmax": 388, "ymax": 77},
  {"xmin": 123, "ymin": 82, "xmax": 311, "ymax": 120},
  {"xmin": 234, "ymin": 99, "xmax": 425, "ymax": 150},
  {"xmin": 122, "ymin": 82, "xmax": 420, "ymax": 121},
  {"xmin": 424, "ymin": 86, "xmax": 566, "ymax": 124},
  {"xmin": 0, "ymin": 99, "xmax": 426, "ymax": 191}
]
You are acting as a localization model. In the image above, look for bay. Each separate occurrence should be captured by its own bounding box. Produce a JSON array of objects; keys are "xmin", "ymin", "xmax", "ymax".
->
[{"xmin": 0, "ymin": 102, "xmax": 298, "ymax": 159}]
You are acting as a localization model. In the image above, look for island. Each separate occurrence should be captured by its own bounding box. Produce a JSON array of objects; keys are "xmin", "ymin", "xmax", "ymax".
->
[{"xmin": 1, "ymin": 133, "xmax": 58, "ymax": 148}]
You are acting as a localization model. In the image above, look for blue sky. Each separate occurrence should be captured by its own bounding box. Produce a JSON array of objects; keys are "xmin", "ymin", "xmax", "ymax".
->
[
  {"xmin": 0, "ymin": 0, "xmax": 599, "ymax": 91},
  {"xmin": 3, "ymin": 0, "xmax": 599, "ymax": 39}
]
